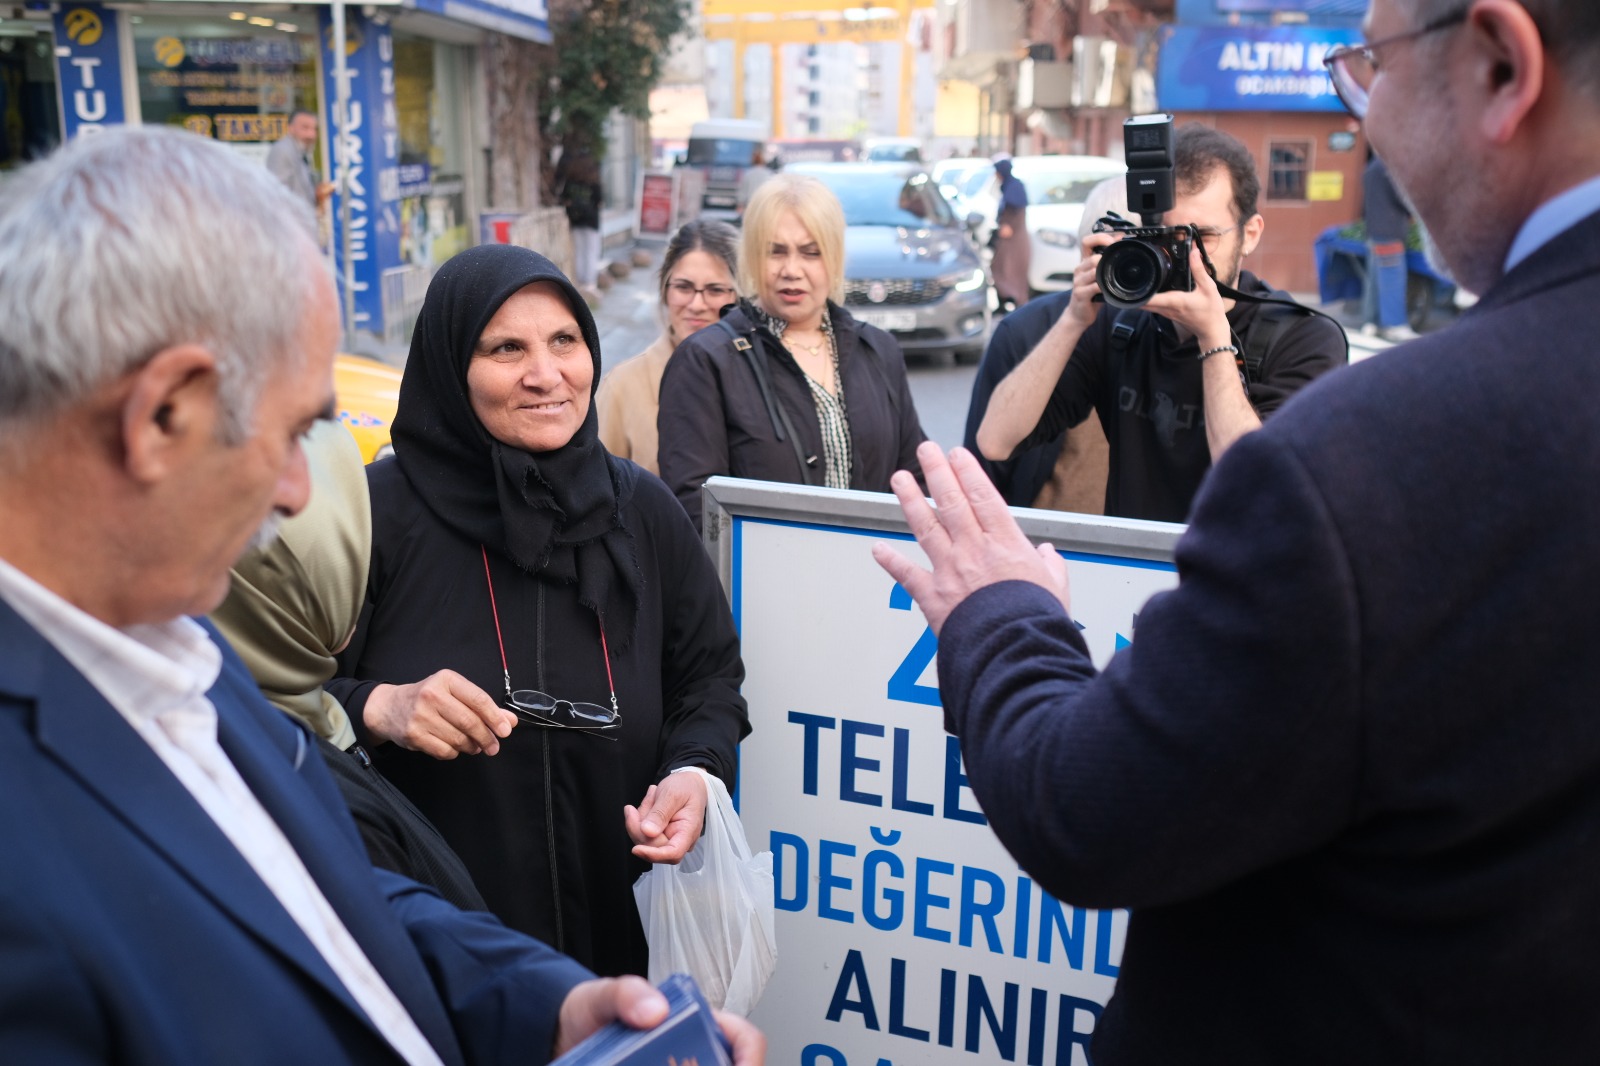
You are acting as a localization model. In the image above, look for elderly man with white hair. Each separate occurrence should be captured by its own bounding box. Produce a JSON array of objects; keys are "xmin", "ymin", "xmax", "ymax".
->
[{"xmin": 0, "ymin": 126, "xmax": 763, "ymax": 1066}]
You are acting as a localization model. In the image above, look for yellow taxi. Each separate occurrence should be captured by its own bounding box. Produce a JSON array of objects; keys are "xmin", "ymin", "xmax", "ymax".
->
[{"xmin": 334, "ymin": 353, "xmax": 403, "ymax": 463}]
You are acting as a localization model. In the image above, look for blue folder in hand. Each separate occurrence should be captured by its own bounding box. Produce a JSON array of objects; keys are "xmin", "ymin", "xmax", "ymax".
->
[{"xmin": 548, "ymin": 973, "xmax": 732, "ymax": 1066}]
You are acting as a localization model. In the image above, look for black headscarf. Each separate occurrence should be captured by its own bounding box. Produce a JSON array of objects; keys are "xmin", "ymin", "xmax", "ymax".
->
[{"xmin": 392, "ymin": 244, "xmax": 641, "ymax": 647}]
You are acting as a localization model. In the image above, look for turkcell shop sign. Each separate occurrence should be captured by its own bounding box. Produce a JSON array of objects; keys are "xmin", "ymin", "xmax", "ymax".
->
[{"xmin": 1157, "ymin": 25, "xmax": 1362, "ymax": 112}]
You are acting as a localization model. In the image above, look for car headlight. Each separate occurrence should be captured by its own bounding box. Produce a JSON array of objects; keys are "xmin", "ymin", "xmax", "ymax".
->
[
  {"xmin": 1036, "ymin": 228, "xmax": 1078, "ymax": 249},
  {"xmin": 943, "ymin": 267, "xmax": 987, "ymax": 292}
]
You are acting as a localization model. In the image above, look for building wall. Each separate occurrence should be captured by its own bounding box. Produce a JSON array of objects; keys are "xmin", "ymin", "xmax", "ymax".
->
[{"xmin": 1175, "ymin": 110, "xmax": 1365, "ymax": 294}]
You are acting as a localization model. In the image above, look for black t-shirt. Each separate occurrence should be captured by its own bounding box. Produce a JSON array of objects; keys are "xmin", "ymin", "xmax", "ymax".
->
[{"xmin": 1018, "ymin": 271, "xmax": 1347, "ymax": 522}]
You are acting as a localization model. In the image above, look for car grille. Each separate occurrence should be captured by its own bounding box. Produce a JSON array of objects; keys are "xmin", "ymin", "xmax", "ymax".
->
[{"xmin": 844, "ymin": 278, "xmax": 950, "ymax": 306}]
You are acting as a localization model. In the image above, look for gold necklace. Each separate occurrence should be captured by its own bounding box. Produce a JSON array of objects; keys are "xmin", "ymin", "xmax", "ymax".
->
[{"xmin": 787, "ymin": 332, "xmax": 826, "ymax": 358}]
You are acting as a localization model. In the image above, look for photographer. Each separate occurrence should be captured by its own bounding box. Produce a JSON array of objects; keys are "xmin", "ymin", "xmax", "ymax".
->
[{"xmin": 974, "ymin": 124, "xmax": 1346, "ymax": 523}]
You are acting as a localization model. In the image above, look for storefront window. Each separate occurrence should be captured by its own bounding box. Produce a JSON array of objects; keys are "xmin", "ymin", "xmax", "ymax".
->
[
  {"xmin": 391, "ymin": 33, "xmax": 470, "ymax": 269},
  {"xmin": 0, "ymin": 26, "xmax": 60, "ymax": 172},
  {"xmin": 132, "ymin": 13, "xmax": 320, "ymax": 166}
]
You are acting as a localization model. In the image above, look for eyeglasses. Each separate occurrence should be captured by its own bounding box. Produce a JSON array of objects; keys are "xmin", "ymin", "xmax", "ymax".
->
[
  {"xmin": 666, "ymin": 279, "xmax": 736, "ymax": 304},
  {"xmin": 1323, "ymin": 8, "xmax": 1468, "ymax": 119},
  {"xmin": 1192, "ymin": 222, "xmax": 1243, "ymax": 252},
  {"xmin": 481, "ymin": 546, "xmax": 620, "ymax": 739}
]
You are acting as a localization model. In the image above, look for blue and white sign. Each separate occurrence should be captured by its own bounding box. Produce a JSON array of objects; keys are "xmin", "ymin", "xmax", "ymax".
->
[
  {"xmin": 716, "ymin": 484, "xmax": 1181, "ymax": 1066},
  {"xmin": 1157, "ymin": 24, "xmax": 1362, "ymax": 113},
  {"xmin": 51, "ymin": 4, "xmax": 127, "ymax": 139},
  {"xmin": 320, "ymin": 9, "xmax": 402, "ymax": 340},
  {"xmin": 1177, "ymin": 0, "xmax": 1365, "ymax": 21},
  {"xmin": 405, "ymin": 0, "xmax": 550, "ymax": 43}
]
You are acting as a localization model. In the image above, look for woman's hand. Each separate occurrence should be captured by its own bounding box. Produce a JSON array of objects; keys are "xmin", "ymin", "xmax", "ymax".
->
[
  {"xmin": 623, "ymin": 769, "xmax": 710, "ymax": 863},
  {"xmin": 362, "ymin": 670, "xmax": 517, "ymax": 760},
  {"xmin": 998, "ymin": 223, "xmax": 1015, "ymax": 239},
  {"xmin": 554, "ymin": 976, "xmax": 766, "ymax": 1063}
]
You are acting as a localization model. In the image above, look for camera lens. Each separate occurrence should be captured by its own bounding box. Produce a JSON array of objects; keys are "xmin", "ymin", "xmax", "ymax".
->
[{"xmin": 1097, "ymin": 240, "xmax": 1170, "ymax": 309}]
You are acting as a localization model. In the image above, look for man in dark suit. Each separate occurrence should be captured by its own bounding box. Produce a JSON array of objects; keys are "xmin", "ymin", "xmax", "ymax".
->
[
  {"xmin": 875, "ymin": 0, "xmax": 1600, "ymax": 1062},
  {"xmin": 0, "ymin": 126, "xmax": 763, "ymax": 1065}
]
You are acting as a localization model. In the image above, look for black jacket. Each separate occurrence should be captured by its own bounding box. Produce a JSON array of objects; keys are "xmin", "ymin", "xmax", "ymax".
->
[
  {"xmin": 657, "ymin": 301, "xmax": 926, "ymax": 529},
  {"xmin": 936, "ymin": 207, "xmax": 1600, "ymax": 1062},
  {"xmin": 330, "ymin": 458, "xmax": 748, "ymax": 978}
]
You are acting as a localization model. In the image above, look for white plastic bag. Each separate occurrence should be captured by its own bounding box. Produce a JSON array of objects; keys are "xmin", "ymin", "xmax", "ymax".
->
[{"xmin": 632, "ymin": 768, "xmax": 777, "ymax": 1016}]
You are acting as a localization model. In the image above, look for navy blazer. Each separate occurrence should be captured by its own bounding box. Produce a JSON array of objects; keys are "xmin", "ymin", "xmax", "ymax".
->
[
  {"xmin": 937, "ymin": 206, "xmax": 1600, "ymax": 1062},
  {"xmin": 0, "ymin": 599, "xmax": 592, "ymax": 1064}
]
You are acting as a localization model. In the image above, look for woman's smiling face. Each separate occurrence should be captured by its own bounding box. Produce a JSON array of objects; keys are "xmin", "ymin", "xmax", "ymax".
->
[{"xmin": 466, "ymin": 281, "xmax": 594, "ymax": 453}]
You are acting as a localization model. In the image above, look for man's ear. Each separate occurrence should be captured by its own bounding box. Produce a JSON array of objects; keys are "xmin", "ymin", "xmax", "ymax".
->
[
  {"xmin": 1469, "ymin": 0, "xmax": 1546, "ymax": 145},
  {"xmin": 121, "ymin": 344, "xmax": 220, "ymax": 484},
  {"xmin": 1240, "ymin": 213, "xmax": 1266, "ymax": 258}
]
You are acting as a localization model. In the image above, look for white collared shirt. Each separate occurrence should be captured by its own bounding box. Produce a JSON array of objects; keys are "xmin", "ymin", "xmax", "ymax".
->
[{"xmin": 0, "ymin": 557, "xmax": 444, "ymax": 1066}]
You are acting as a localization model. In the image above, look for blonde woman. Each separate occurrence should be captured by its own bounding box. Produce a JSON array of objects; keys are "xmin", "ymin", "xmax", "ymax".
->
[
  {"xmin": 658, "ymin": 174, "xmax": 926, "ymax": 529},
  {"xmin": 597, "ymin": 220, "xmax": 739, "ymax": 474}
]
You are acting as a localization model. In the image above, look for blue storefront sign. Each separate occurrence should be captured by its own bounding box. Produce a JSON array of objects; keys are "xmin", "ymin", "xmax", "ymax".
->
[
  {"xmin": 51, "ymin": 4, "xmax": 127, "ymax": 139},
  {"xmin": 1176, "ymin": 0, "xmax": 1364, "ymax": 21},
  {"xmin": 1157, "ymin": 24, "xmax": 1362, "ymax": 112},
  {"xmin": 320, "ymin": 9, "xmax": 402, "ymax": 340},
  {"xmin": 405, "ymin": 0, "xmax": 550, "ymax": 42}
]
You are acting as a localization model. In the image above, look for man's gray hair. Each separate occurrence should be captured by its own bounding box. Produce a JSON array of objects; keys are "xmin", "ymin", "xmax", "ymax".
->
[
  {"xmin": 0, "ymin": 126, "xmax": 323, "ymax": 443},
  {"xmin": 1078, "ymin": 176, "xmax": 1131, "ymax": 242},
  {"xmin": 1410, "ymin": 0, "xmax": 1600, "ymax": 101}
]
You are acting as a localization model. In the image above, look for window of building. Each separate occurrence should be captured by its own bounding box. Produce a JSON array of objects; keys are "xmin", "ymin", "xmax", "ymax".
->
[
  {"xmin": 1266, "ymin": 141, "xmax": 1310, "ymax": 202},
  {"xmin": 808, "ymin": 90, "xmax": 820, "ymax": 108},
  {"xmin": 807, "ymin": 115, "xmax": 820, "ymax": 134}
]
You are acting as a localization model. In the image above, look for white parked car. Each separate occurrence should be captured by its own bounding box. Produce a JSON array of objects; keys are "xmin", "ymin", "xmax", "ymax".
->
[
  {"xmin": 965, "ymin": 155, "xmax": 1128, "ymax": 294},
  {"xmin": 1015, "ymin": 155, "xmax": 1128, "ymax": 293}
]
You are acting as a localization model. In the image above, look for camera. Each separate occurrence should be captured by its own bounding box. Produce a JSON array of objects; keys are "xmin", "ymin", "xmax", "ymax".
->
[
  {"xmin": 1093, "ymin": 216, "xmax": 1197, "ymax": 309},
  {"xmin": 1094, "ymin": 113, "xmax": 1199, "ymax": 309}
]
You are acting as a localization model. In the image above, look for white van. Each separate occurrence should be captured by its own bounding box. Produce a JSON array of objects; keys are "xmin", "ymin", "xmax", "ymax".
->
[{"xmin": 685, "ymin": 119, "xmax": 769, "ymax": 222}]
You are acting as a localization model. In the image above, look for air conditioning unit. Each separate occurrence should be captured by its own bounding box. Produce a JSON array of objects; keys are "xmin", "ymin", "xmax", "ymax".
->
[
  {"xmin": 1070, "ymin": 36, "xmax": 1130, "ymax": 109},
  {"xmin": 1017, "ymin": 59, "xmax": 1073, "ymax": 110}
]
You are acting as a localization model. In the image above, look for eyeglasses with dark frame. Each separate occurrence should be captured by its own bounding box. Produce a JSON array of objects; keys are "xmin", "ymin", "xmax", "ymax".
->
[
  {"xmin": 481, "ymin": 546, "xmax": 621, "ymax": 739},
  {"xmin": 1322, "ymin": 7, "xmax": 1469, "ymax": 120},
  {"xmin": 665, "ymin": 279, "xmax": 737, "ymax": 304}
]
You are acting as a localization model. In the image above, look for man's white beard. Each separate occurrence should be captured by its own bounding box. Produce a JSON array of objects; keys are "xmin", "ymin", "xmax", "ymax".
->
[{"xmin": 247, "ymin": 513, "xmax": 283, "ymax": 553}]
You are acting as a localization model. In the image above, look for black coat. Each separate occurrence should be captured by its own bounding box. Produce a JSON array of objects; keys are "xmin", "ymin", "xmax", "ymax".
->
[
  {"xmin": 936, "ymin": 205, "xmax": 1600, "ymax": 1062},
  {"xmin": 657, "ymin": 301, "xmax": 926, "ymax": 529},
  {"xmin": 330, "ymin": 458, "xmax": 748, "ymax": 978}
]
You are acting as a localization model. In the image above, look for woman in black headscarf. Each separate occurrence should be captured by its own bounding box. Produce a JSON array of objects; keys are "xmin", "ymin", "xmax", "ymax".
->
[{"xmin": 328, "ymin": 245, "xmax": 748, "ymax": 978}]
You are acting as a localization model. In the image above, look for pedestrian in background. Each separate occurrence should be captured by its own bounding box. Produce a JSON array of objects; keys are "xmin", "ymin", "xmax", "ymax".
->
[
  {"xmin": 990, "ymin": 155, "xmax": 1031, "ymax": 312},
  {"xmin": 560, "ymin": 146, "xmax": 603, "ymax": 294},
  {"xmin": 1362, "ymin": 154, "xmax": 1418, "ymax": 341},
  {"xmin": 598, "ymin": 220, "xmax": 740, "ymax": 475}
]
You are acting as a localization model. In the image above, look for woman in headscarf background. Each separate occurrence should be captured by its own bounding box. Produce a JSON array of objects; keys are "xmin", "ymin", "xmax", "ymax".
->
[
  {"xmin": 212, "ymin": 420, "xmax": 486, "ymax": 912},
  {"xmin": 327, "ymin": 245, "xmax": 748, "ymax": 978},
  {"xmin": 596, "ymin": 219, "xmax": 739, "ymax": 474},
  {"xmin": 657, "ymin": 174, "xmax": 927, "ymax": 531},
  {"xmin": 990, "ymin": 155, "xmax": 1031, "ymax": 312}
]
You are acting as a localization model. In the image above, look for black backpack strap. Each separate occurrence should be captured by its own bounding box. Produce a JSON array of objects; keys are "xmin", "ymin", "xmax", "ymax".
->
[
  {"xmin": 715, "ymin": 319, "xmax": 819, "ymax": 485},
  {"xmin": 1110, "ymin": 307, "xmax": 1144, "ymax": 357}
]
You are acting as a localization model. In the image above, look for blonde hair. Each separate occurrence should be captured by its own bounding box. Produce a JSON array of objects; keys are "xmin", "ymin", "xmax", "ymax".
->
[{"xmin": 739, "ymin": 174, "xmax": 846, "ymax": 305}]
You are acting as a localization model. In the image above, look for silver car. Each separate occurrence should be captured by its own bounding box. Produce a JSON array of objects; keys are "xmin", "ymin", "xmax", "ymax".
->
[{"xmin": 786, "ymin": 162, "xmax": 990, "ymax": 364}]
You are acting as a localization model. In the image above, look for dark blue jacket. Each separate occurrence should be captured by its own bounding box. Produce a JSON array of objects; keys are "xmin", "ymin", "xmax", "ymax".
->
[
  {"xmin": 0, "ymin": 601, "xmax": 592, "ymax": 1064},
  {"xmin": 937, "ymin": 206, "xmax": 1600, "ymax": 1063}
]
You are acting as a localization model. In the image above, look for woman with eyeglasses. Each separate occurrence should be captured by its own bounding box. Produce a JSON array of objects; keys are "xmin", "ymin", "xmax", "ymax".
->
[
  {"xmin": 596, "ymin": 220, "xmax": 739, "ymax": 475},
  {"xmin": 657, "ymin": 174, "xmax": 928, "ymax": 531},
  {"xmin": 327, "ymin": 244, "xmax": 749, "ymax": 979}
]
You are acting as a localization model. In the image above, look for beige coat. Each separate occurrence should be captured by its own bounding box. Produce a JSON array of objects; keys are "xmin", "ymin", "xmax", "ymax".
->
[{"xmin": 596, "ymin": 334, "xmax": 674, "ymax": 474}]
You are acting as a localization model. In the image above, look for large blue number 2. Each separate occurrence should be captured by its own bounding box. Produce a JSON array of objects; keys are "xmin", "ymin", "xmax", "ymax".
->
[{"xmin": 887, "ymin": 583, "xmax": 941, "ymax": 707}]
